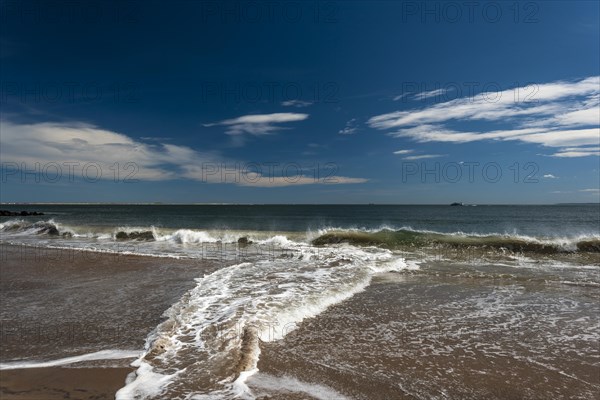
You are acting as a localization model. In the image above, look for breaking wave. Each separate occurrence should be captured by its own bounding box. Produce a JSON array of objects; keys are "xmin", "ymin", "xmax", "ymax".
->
[
  {"xmin": 116, "ymin": 243, "xmax": 410, "ymax": 399},
  {"xmin": 2, "ymin": 219, "xmax": 598, "ymax": 254},
  {"xmin": 312, "ymin": 228, "xmax": 600, "ymax": 254}
]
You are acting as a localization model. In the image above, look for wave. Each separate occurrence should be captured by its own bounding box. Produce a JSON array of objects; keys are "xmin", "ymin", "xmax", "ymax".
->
[
  {"xmin": 115, "ymin": 230, "xmax": 156, "ymax": 241},
  {"xmin": 0, "ymin": 219, "xmax": 75, "ymax": 237},
  {"xmin": 2, "ymin": 219, "xmax": 599, "ymax": 256},
  {"xmin": 117, "ymin": 245, "xmax": 410, "ymax": 399},
  {"xmin": 0, "ymin": 219, "xmax": 290, "ymax": 245},
  {"xmin": 312, "ymin": 229, "xmax": 600, "ymax": 254},
  {"xmin": 156, "ymin": 229, "xmax": 231, "ymax": 244}
]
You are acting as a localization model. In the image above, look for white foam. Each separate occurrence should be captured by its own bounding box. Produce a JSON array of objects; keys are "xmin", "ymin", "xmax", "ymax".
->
[
  {"xmin": 256, "ymin": 234, "xmax": 296, "ymax": 247},
  {"xmin": 0, "ymin": 349, "xmax": 140, "ymax": 370},
  {"xmin": 247, "ymin": 372, "xmax": 351, "ymax": 400},
  {"xmin": 115, "ymin": 361, "xmax": 181, "ymax": 400},
  {"xmin": 117, "ymin": 244, "xmax": 407, "ymax": 398},
  {"xmin": 0, "ymin": 219, "xmax": 26, "ymax": 230},
  {"xmin": 230, "ymin": 367, "xmax": 260, "ymax": 400},
  {"xmin": 157, "ymin": 229, "xmax": 220, "ymax": 244}
]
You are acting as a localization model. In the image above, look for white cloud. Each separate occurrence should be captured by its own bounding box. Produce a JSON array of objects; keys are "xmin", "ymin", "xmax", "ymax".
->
[
  {"xmin": 519, "ymin": 129, "xmax": 599, "ymax": 147},
  {"xmin": 387, "ymin": 125, "xmax": 600, "ymax": 148},
  {"xmin": 0, "ymin": 120, "xmax": 205, "ymax": 180},
  {"xmin": 550, "ymin": 105, "xmax": 600, "ymax": 126},
  {"xmin": 543, "ymin": 174, "xmax": 557, "ymax": 179},
  {"xmin": 281, "ymin": 100, "xmax": 313, "ymax": 108},
  {"xmin": 205, "ymin": 113, "xmax": 308, "ymax": 136},
  {"xmin": 403, "ymin": 154, "xmax": 445, "ymax": 160},
  {"xmin": 393, "ymin": 149, "xmax": 414, "ymax": 155},
  {"xmin": 369, "ymin": 76, "xmax": 600, "ymax": 157},
  {"xmin": 550, "ymin": 145, "xmax": 600, "ymax": 158},
  {"xmin": 392, "ymin": 93, "xmax": 411, "ymax": 101},
  {"xmin": 339, "ymin": 118, "xmax": 358, "ymax": 135},
  {"xmin": 415, "ymin": 88, "xmax": 450, "ymax": 100},
  {"xmin": 580, "ymin": 188, "xmax": 600, "ymax": 192},
  {"xmin": 393, "ymin": 88, "xmax": 453, "ymax": 102},
  {"xmin": 237, "ymin": 175, "xmax": 368, "ymax": 187},
  {"xmin": 0, "ymin": 120, "xmax": 368, "ymax": 187}
]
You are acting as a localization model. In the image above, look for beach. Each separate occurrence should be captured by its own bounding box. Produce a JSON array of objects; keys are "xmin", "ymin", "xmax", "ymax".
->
[
  {"xmin": 0, "ymin": 244, "xmax": 219, "ymax": 399},
  {"xmin": 1, "ymin": 204, "xmax": 599, "ymax": 399},
  {"xmin": 2, "ymin": 245, "xmax": 598, "ymax": 399},
  {"xmin": 255, "ymin": 271, "xmax": 600, "ymax": 399},
  {"xmin": 1, "ymin": 367, "xmax": 132, "ymax": 400}
]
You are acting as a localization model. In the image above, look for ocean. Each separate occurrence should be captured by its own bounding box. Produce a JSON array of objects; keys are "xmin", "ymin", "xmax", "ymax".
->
[{"xmin": 1, "ymin": 204, "xmax": 599, "ymax": 399}]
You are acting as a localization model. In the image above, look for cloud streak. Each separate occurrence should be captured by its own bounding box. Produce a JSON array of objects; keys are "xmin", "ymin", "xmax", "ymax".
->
[
  {"xmin": 237, "ymin": 175, "xmax": 368, "ymax": 187},
  {"xmin": 403, "ymin": 154, "xmax": 445, "ymax": 160},
  {"xmin": 393, "ymin": 88, "xmax": 453, "ymax": 101},
  {"xmin": 205, "ymin": 113, "xmax": 309, "ymax": 136},
  {"xmin": 281, "ymin": 100, "xmax": 313, "ymax": 108},
  {"xmin": 370, "ymin": 76, "xmax": 600, "ymax": 157}
]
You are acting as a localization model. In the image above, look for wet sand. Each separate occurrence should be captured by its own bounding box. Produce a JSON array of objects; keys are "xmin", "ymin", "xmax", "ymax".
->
[
  {"xmin": 0, "ymin": 367, "xmax": 132, "ymax": 400},
  {"xmin": 0, "ymin": 244, "xmax": 218, "ymax": 399},
  {"xmin": 0, "ymin": 244, "xmax": 221, "ymax": 361},
  {"xmin": 1, "ymin": 243, "xmax": 598, "ymax": 399},
  {"xmin": 253, "ymin": 272, "xmax": 600, "ymax": 400}
]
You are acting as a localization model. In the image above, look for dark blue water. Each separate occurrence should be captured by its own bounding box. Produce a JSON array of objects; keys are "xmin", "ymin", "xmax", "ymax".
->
[{"xmin": 1, "ymin": 204, "xmax": 598, "ymax": 238}]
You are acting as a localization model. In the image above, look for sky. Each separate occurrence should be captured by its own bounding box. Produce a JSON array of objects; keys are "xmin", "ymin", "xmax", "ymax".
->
[{"xmin": 0, "ymin": 0, "xmax": 599, "ymax": 204}]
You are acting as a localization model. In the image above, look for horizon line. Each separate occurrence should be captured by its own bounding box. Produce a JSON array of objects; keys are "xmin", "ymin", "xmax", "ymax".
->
[{"xmin": 1, "ymin": 202, "xmax": 598, "ymax": 206}]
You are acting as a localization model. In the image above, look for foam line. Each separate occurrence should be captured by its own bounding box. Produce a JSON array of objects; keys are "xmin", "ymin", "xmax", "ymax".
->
[
  {"xmin": 247, "ymin": 372, "xmax": 351, "ymax": 400},
  {"xmin": 0, "ymin": 349, "xmax": 141, "ymax": 370}
]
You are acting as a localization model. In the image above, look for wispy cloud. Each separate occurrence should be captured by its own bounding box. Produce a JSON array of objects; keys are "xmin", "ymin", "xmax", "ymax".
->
[
  {"xmin": 0, "ymin": 119, "xmax": 368, "ymax": 187},
  {"xmin": 580, "ymin": 188, "xmax": 600, "ymax": 192},
  {"xmin": 403, "ymin": 154, "xmax": 445, "ymax": 160},
  {"xmin": 543, "ymin": 174, "xmax": 558, "ymax": 179},
  {"xmin": 393, "ymin": 88, "xmax": 453, "ymax": 101},
  {"xmin": 392, "ymin": 148, "xmax": 444, "ymax": 160},
  {"xmin": 281, "ymin": 100, "xmax": 313, "ymax": 108},
  {"xmin": 339, "ymin": 118, "xmax": 358, "ymax": 135},
  {"xmin": 414, "ymin": 88, "xmax": 451, "ymax": 100},
  {"xmin": 392, "ymin": 93, "xmax": 411, "ymax": 101},
  {"xmin": 0, "ymin": 120, "xmax": 214, "ymax": 181},
  {"xmin": 371, "ymin": 77, "xmax": 600, "ymax": 157},
  {"xmin": 237, "ymin": 176, "xmax": 368, "ymax": 187},
  {"xmin": 550, "ymin": 146, "xmax": 600, "ymax": 158},
  {"xmin": 205, "ymin": 113, "xmax": 308, "ymax": 136}
]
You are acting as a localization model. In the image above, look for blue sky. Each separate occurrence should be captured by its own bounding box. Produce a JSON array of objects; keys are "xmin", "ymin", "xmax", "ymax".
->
[{"xmin": 1, "ymin": 0, "xmax": 599, "ymax": 204}]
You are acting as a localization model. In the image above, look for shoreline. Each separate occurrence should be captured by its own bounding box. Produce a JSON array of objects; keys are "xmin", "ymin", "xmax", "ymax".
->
[
  {"xmin": 0, "ymin": 367, "xmax": 134, "ymax": 400},
  {"xmin": 253, "ymin": 273, "xmax": 600, "ymax": 399},
  {"xmin": 0, "ymin": 244, "xmax": 218, "ymax": 400},
  {"xmin": 1, "ymin": 235, "xmax": 598, "ymax": 399}
]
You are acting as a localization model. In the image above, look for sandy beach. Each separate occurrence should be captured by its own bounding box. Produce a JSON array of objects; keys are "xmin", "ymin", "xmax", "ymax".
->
[
  {"xmin": 1, "ymin": 210, "xmax": 598, "ymax": 399},
  {"xmin": 253, "ymin": 272, "xmax": 600, "ymax": 399},
  {"xmin": 0, "ymin": 244, "xmax": 219, "ymax": 399},
  {"xmin": 0, "ymin": 367, "xmax": 133, "ymax": 400}
]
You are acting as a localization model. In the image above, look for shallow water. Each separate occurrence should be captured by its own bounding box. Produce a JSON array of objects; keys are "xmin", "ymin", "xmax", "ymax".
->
[{"xmin": 1, "ymin": 204, "xmax": 598, "ymax": 399}]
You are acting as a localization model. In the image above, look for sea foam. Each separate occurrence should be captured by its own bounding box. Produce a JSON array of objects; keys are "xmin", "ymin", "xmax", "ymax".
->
[{"xmin": 117, "ymin": 240, "xmax": 409, "ymax": 399}]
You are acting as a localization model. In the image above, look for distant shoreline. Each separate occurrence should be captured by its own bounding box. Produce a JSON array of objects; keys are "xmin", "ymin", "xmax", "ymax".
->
[{"xmin": 1, "ymin": 202, "xmax": 598, "ymax": 206}]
